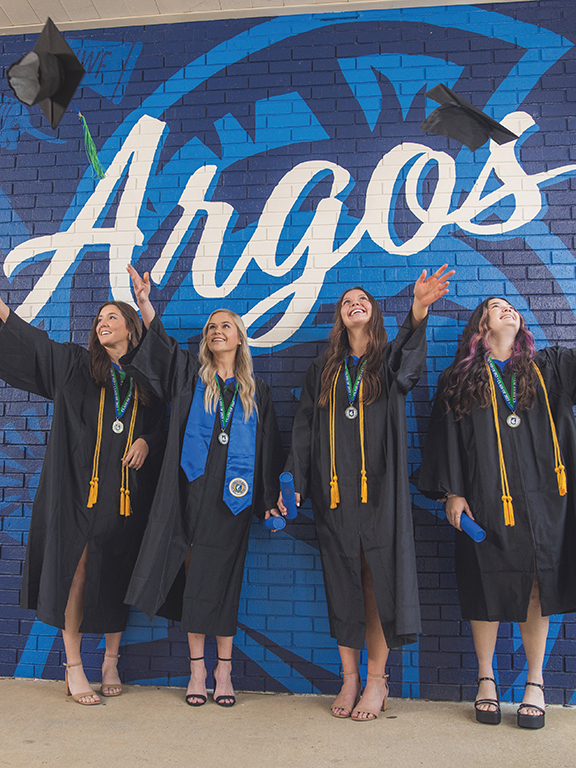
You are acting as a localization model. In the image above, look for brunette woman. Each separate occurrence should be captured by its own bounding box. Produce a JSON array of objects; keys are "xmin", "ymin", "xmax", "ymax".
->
[
  {"xmin": 419, "ymin": 297, "xmax": 576, "ymax": 729},
  {"xmin": 0, "ymin": 296, "xmax": 165, "ymax": 704},
  {"xmin": 123, "ymin": 266, "xmax": 284, "ymax": 708},
  {"xmin": 279, "ymin": 267, "xmax": 453, "ymax": 721}
]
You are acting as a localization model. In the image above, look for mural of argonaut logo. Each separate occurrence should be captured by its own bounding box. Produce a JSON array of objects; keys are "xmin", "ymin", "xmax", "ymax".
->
[{"xmin": 1, "ymin": 4, "xmax": 576, "ymax": 702}]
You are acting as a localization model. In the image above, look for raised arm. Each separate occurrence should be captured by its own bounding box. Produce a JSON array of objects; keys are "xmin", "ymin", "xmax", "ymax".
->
[
  {"xmin": 0, "ymin": 295, "xmax": 10, "ymax": 323},
  {"xmin": 411, "ymin": 264, "xmax": 454, "ymax": 329},
  {"xmin": 127, "ymin": 265, "xmax": 155, "ymax": 328}
]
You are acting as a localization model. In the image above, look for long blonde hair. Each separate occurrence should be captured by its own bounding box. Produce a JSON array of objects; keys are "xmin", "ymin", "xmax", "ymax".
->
[{"xmin": 199, "ymin": 309, "xmax": 256, "ymax": 420}]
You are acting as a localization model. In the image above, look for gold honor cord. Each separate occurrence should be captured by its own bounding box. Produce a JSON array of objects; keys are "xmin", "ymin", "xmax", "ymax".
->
[
  {"xmin": 485, "ymin": 362, "xmax": 515, "ymax": 526},
  {"xmin": 531, "ymin": 362, "xmax": 567, "ymax": 496},
  {"xmin": 88, "ymin": 387, "xmax": 140, "ymax": 516},
  {"xmin": 329, "ymin": 365, "xmax": 342, "ymax": 508},
  {"xmin": 328, "ymin": 366, "xmax": 368, "ymax": 508},
  {"xmin": 120, "ymin": 388, "xmax": 139, "ymax": 517},
  {"xmin": 485, "ymin": 360, "xmax": 568, "ymax": 527},
  {"xmin": 87, "ymin": 388, "xmax": 106, "ymax": 508}
]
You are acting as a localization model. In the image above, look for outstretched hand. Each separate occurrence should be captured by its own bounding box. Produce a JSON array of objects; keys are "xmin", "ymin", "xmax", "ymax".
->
[
  {"xmin": 126, "ymin": 264, "xmax": 155, "ymax": 328},
  {"xmin": 414, "ymin": 264, "xmax": 454, "ymax": 308},
  {"xmin": 411, "ymin": 264, "xmax": 455, "ymax": 328},
  {"xmin": 127, "ymin": 264, "xmax": 151, "ymax": 304}
]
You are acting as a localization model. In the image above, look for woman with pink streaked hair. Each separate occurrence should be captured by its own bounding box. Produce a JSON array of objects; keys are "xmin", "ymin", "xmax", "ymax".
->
[{"xmin": 419, "ymin": 297, "xmax": 576, "ymax": 731}]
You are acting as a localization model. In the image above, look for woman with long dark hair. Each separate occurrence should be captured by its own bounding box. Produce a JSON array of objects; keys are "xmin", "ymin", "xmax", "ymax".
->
[
  {"xmin": 0, "ymin": 296, "xmax": 165, "ymax": 704},
  {"xmin": 419, "ymin": 297, "xmax": 576, "ymax": 729},
  {"xmin": 122, "ymin": 266, "xmax": 284, "ymax": 708},
  {"xmin": 279, "ymin": 267, "xmax": 453, "ymax": 721}
]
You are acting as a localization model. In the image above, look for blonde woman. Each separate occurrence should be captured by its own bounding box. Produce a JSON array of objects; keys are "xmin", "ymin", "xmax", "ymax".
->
[{"xmin": 123, "ymin": 266, "xmax": 284, "ymax": 707}]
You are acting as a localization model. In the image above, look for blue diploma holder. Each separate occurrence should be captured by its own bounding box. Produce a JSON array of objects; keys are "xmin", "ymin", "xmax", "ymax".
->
[
  {"xmin": 261, "ymin": 516, "xmax": 286, "ymax": 531},
  {"xmin": 459, "ymin": 514, "xmax": 486, "ymax": 543},
  {"xmin": 280, "ymin": 472, "xmax": 298, "ymax": 520}
]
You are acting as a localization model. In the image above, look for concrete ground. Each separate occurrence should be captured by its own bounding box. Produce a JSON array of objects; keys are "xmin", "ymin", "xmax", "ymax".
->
[{"xmin": 1, "ymin": 678, "xmax": 575, "ymax": 768}]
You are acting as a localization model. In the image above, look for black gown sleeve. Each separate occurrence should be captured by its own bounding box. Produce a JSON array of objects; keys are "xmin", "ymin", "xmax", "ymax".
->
[
  {"xmin": 120, "ymin": 314, "xmax": 198, "ymax": 404},
  {"xmin": 255, "ymin": 379, "xmax": 285, "ymax": 516},
  {"xmin": 418, "ymin": 384, "xmax": 468, "ymax": 502},
  {"xmin": 387, "ymin": 310, "xmax": 428, "ymax": 394},
  {"xmin": 0, "ymin": 310, "xmax": 84, "ymax": 399},
  {"xmin": 537, "ymin": 346, "xmax": 576, "ymax": 404},
  {"xmin": 284, "ymin": 359, "xmax": 319, "ymax": 502}
]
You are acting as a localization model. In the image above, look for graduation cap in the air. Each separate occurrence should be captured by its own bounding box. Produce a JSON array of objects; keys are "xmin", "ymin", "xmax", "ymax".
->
[
  {"xmin": 6, "ymin": 17, "xmax": 86, "ymax": 130},
  {"xmin": 419, "ymin": 84, "xmax": 518, "ymax": 152}
]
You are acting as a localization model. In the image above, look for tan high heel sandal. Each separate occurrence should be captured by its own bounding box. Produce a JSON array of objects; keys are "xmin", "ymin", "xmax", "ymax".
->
[
  {"xmin": 331, "ymin": 670, "xmax": 362, "ymax": 718},
  {"xmin": 64, "ymin": 662, "xmax": 101, "ymax": 705},
  {"xmin": 351, "ymin": 672, "xmax": 388, "ymax": 721},
  {"xmin": 101, "ymin": 653, "xmax": 123, "ymax": 697}
]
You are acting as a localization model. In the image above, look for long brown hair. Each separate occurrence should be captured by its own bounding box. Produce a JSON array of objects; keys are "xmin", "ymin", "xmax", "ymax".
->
[
  {"xmin": 88, "ymin": 301, "xmax": 151, "ymax": 406},
  {"xmin": 437, "ymin": 297, "xmax": 537, "ymax": 419},
  {"xmin": 318, "ymin": 287, "xmax": 388, "ymax": 409},
  {"xmin": 199, "ymin": 309, "xmax": 256, "ymax": 420}
]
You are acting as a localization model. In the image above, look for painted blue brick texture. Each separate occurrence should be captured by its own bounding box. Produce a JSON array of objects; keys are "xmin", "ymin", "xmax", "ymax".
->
[{"xmin": 1, "ymin": 0, "xmax": 576, "ymax": 705}]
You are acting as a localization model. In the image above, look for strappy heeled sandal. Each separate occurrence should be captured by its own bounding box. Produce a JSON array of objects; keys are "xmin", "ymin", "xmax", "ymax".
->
[
  {"xmin": 331, "ymin": 670, "xmax": 362, "ymax": 718},
  {"xmin": 101, "ymin": 653, "xmax": 122, "ymax": 697},
  {"xmin": 475, "ymin": 676, "xmax": 501, "ymax": 725},
  {"xmin": 64, "ymin": 662, "xmax": 100, "ymax": 705},
  {"xmin": 351, "ymin": 672, "xmax": 388, "ymax": 721},
  {"xmin": 517, "ymin": 682, "xmax": 545, "ymax": 729},
  {"xmin": 185, "ymin": 656, "xmax": 207, "ymax": 707},
  {"xmin": 212, "ymin": 657, "xmax": 236, "ymax": 707}
]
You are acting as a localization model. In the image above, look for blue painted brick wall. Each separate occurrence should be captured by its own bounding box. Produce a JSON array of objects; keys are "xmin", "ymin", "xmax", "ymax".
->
[{"xmin": 1, "ymin": 1, "xmax": 576, "ymax": 704}]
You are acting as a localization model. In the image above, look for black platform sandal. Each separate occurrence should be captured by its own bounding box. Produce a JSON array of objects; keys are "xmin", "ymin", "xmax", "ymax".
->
[
  {"xmin": 212, "ymin": 657, "xmax": 236, "ymax": 707},
  {"xmin": 185, "ymin": 656, "xmax": 207, "ymax": 707},
  {"xmin": 517, "ymin": 682, "xmax": 545, "ymax": 729},
  {"xmin": 475, "ymin": 676, "xmax": 501, "ymax": 725}
]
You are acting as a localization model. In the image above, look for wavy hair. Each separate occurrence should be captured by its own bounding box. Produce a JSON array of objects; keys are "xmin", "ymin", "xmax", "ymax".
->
[
  {"xmin": 437, "ymin": 297, "xmax": 537, "ymax": 419},
  {"xmin": 88, "ymin": 301, "xmax": 151, "ymax": 406},
  {"xmin": 199, "ymin": 309, "xmax": 256, "ymax": 420},
  {"xmin": 318, "ymin": 286, "xmax": 388, "ymax": 409}
]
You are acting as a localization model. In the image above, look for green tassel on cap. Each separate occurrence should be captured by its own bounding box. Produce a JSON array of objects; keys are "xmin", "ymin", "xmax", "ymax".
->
[{"xmin": 78, "ymin": 111, "xmax": 106, "ymax": 179}]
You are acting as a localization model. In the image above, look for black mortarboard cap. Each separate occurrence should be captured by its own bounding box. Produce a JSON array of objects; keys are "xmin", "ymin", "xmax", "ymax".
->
[
  {"xmin": 6, "ymin": 18, "xmax": 85, "ymax": 129},
  {"xmin": 419, "ymin": 84, "xmax": 518, "ymax": 152}
]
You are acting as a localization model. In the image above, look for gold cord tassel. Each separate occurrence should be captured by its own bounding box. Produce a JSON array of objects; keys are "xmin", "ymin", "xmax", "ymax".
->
[
  {"xmin": 532, "ymin": 363, "xmax": 567, "ymax": 497},
  {"xmin": 359, "ymin": 379, "xmax": 368, "ymax": 504},
  {"xmin": 87, "ymin": 388, "xmax": 106, "ymax": 508},
  {"xmin": 329, "ymin": 366, "xmax": 342, "ymax": 509},
  {"xmin": 120, "ymin": 389, "xmax": 139, "ymax": 517},
  {"xmin": 486, "ymin": 363, "xmax": 515, "ymax": 526}
]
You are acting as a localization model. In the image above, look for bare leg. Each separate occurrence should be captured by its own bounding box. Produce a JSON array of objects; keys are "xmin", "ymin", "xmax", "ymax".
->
[
  {"xmin": 62, "ymin": 546, "xmax": 100, "ymax": 704},
  {"xmin": 331, "ymin": 645, "xmax": 361, "ymax": 717},
  {"xmin": 213, "ymin": 636, "xmax": 235, "ymax": 705},
  {"xmin": 351, "ymin": 552, "xmax": 389, "ymax": 721},
  {"xmin": 518, "ymin": 577, "xmax": 548, "ymax": 716},
  {"xmin": 186, "ymin": 633, "xmax": 207, "ymax": 704},
  {"xmin": 470, "ymin": 619, "xmax": 500, "ymax": 712},
  {"xmin": 101, "ymin": 631, "xmax": 123, "ymax": 696}
]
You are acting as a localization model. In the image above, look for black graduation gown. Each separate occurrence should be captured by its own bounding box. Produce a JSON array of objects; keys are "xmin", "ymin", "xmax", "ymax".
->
[
  {"xmin": 418, "ymin": 348, "xmax": 576, "ymax": 622},
  {"xmin": 0, "ymin": 311, "xmax": 165, "ymax": 633},
  {"xmin": 285, "ymin": 313, "xmax": 426, "ymax": 650},
  {"xmin": 121, "ymin": 315, "xmax": 284, "ymax": 637}
]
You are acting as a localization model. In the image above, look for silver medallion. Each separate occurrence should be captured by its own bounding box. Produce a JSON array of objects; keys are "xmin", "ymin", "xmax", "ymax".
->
[
  {"xmin": 218, "ymin": 432, "xmax": 229, "ymax": 445},
  {"xmin": 112, "ymin": 419, "xmax": 124, "ymax": 434},
  {"xmin": 506, "ymin": 413, "xmax": 521, "ymax": 428},
  {"xmin": 345, "ymin": 406, "xmax": 358, "ymax": 420}
]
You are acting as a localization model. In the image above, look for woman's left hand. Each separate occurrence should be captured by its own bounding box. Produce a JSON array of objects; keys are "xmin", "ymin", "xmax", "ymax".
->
[
  {"xmin": 122, "ymin": 437, "xmax": 149, "ymax": 469},
  {"xmin": 412, "ymin": 264, "xmax": 455, "ymax": 327},
  {"xmin": 264, "ymin": 508, "xmax": 283, "ymax": 532}
]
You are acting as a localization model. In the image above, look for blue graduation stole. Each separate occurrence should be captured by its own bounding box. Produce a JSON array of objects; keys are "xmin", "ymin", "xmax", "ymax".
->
[{"xmin": 180, "ymin": 378, "xmax": 257, "ymax": 515}]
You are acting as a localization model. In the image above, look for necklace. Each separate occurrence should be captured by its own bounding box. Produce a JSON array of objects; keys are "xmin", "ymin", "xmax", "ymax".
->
[
  {"xmin": 343, "ymin": 357, "xmax": 366, "ymax": 419},
  {"xmin": 216, "ymin": 375, "xmax": 239, "ymax": 445},
  {"xmin": 110, "ymin": 366, "xmax": 133, "ymax": 433},
  {"xmin": 487, "ymin": 358, "xmax": 520, "ymax": 428}
]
